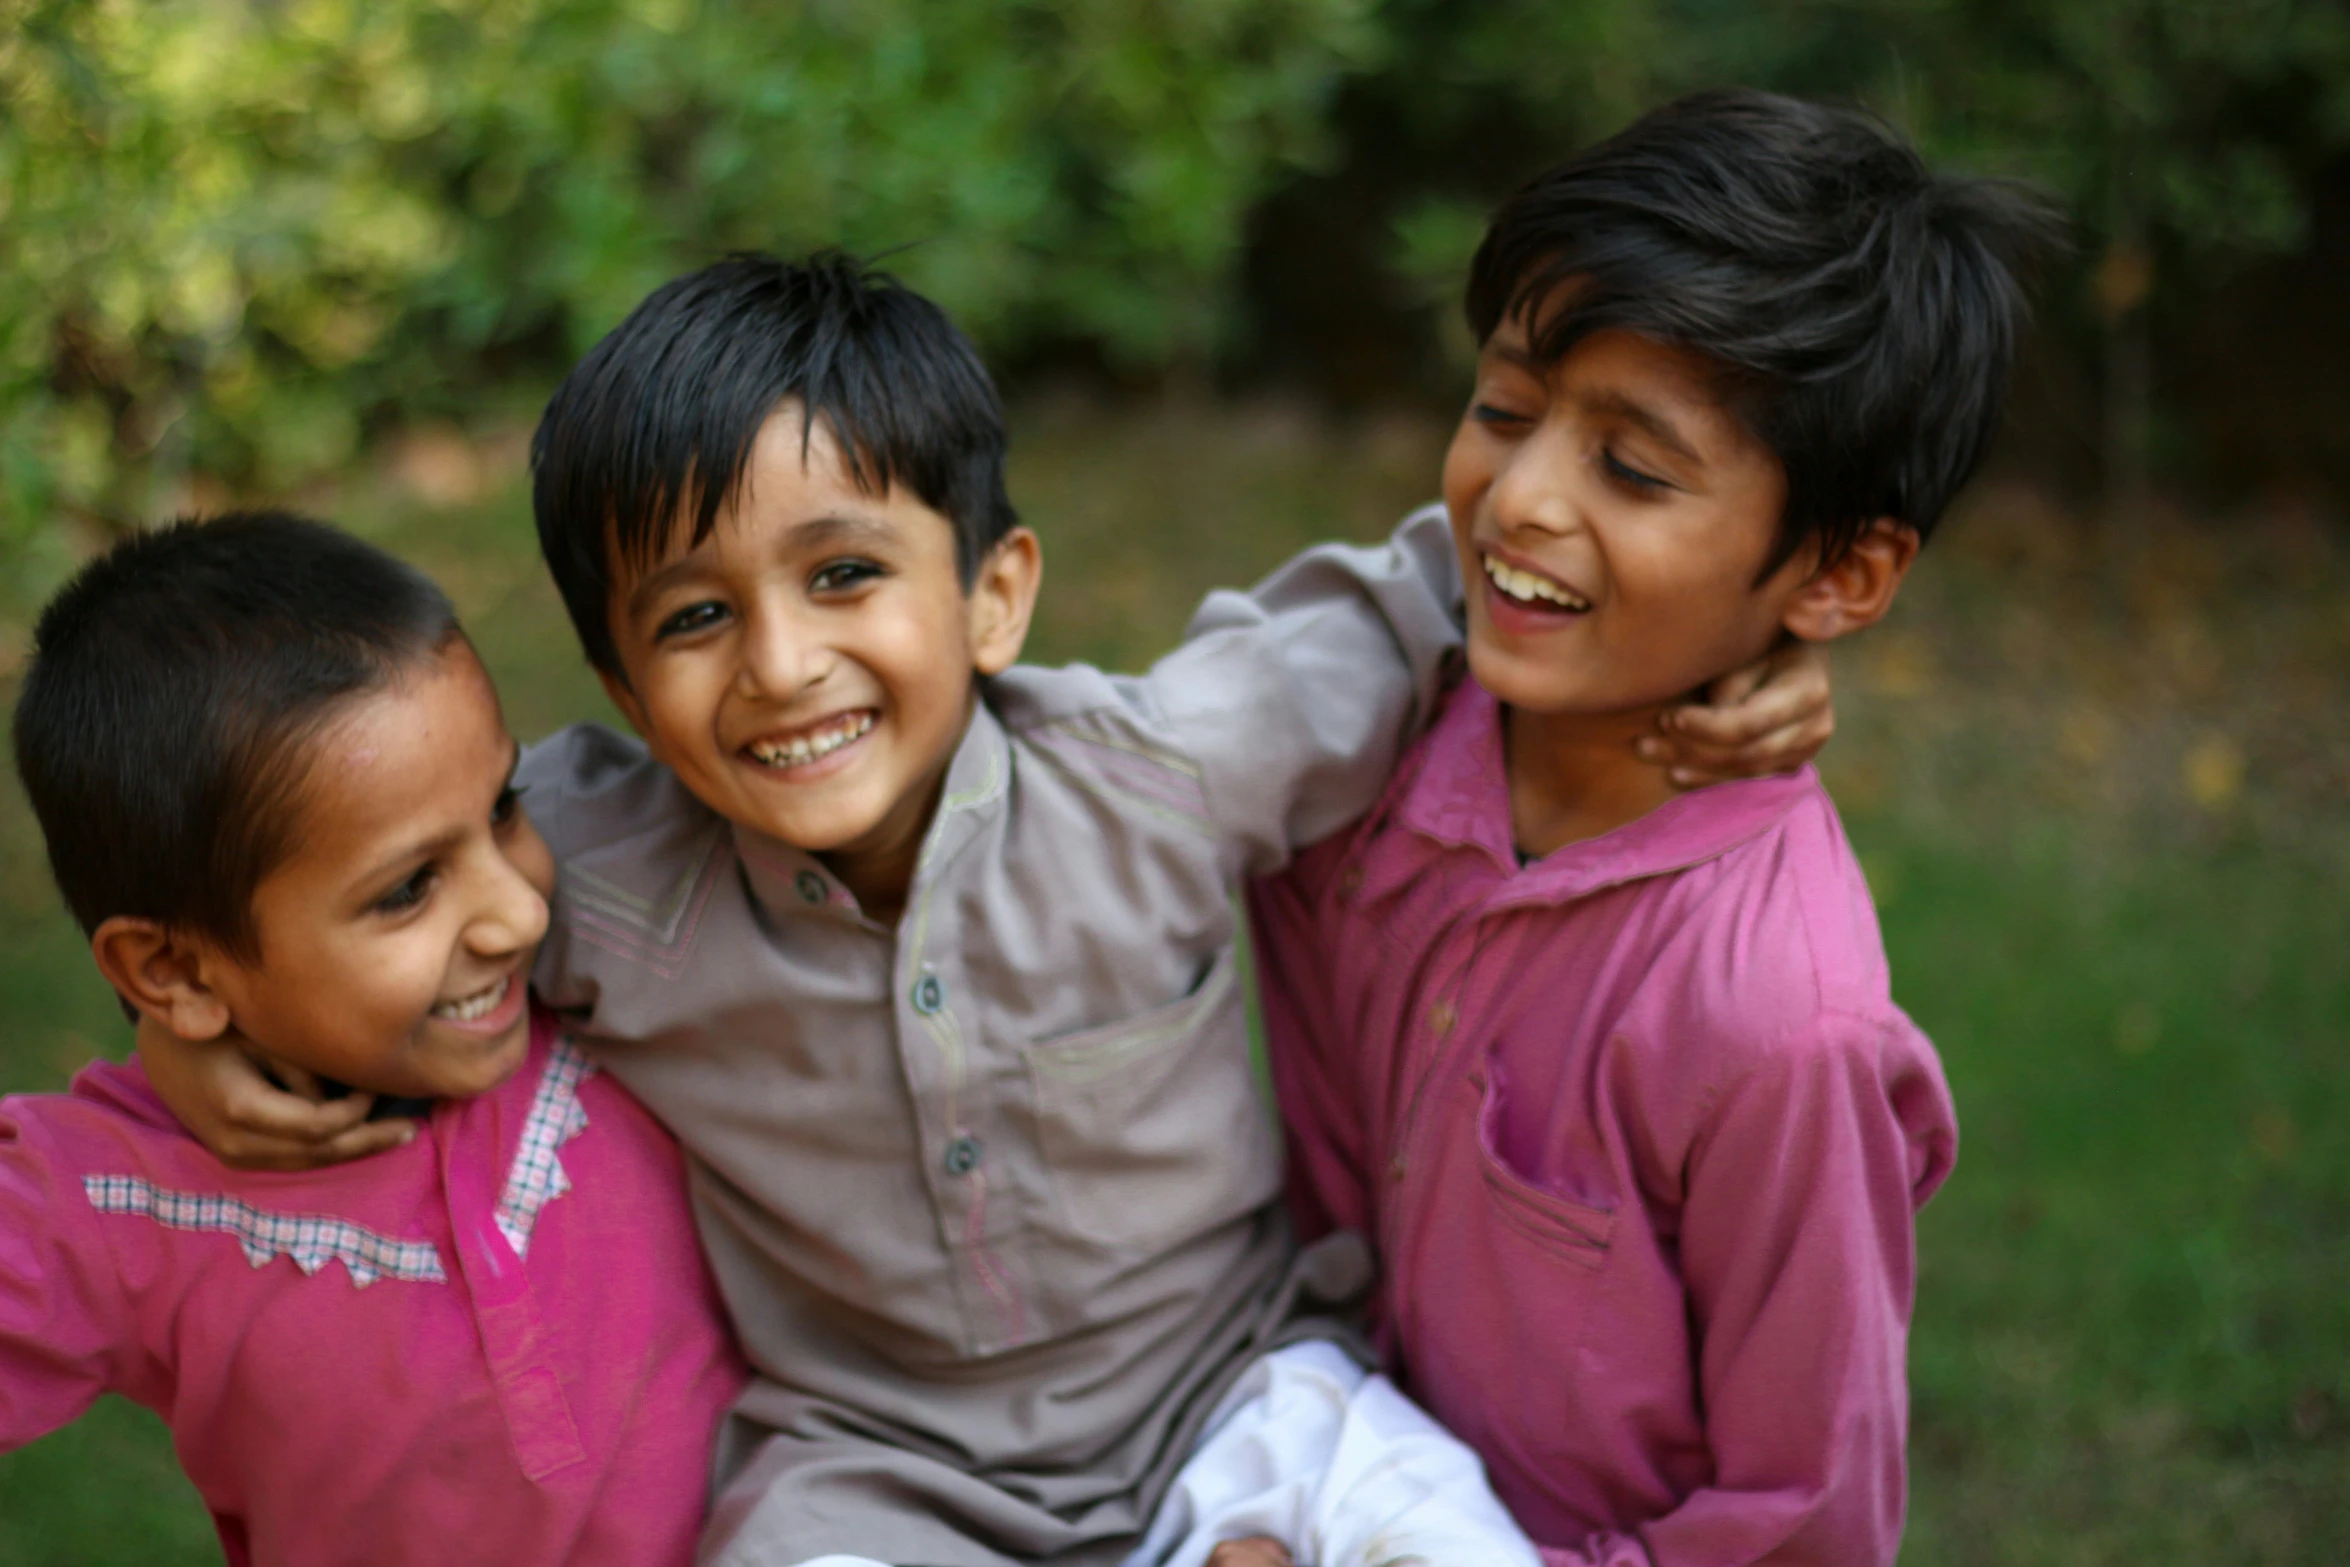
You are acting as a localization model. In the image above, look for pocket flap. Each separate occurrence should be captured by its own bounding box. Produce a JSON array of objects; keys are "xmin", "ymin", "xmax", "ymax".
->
[{"xmin": 1027, "ymin": 946, "xmax": 1241, "ymax": 1087}]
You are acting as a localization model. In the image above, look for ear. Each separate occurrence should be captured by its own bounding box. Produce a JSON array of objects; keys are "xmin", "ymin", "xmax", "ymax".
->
[
  {"xmin": 1780, "ymin": 518, "xmax": 1920, "ymax": 643},
  {"xmin": 90, "ymin": 916, "xmax": 234, "ymax": 1042},
  {"xmin": 966, "ymin": 527, "xmax": 1043, "ymax": 677}
]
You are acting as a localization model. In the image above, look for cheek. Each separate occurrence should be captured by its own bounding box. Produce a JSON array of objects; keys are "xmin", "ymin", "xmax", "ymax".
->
[{"xmin": 1440, "ymin": 429, "xmax": 1488, "ymax": 515}]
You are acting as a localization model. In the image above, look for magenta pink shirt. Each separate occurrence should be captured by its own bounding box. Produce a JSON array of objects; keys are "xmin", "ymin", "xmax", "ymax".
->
[
  {"xmin": 1249, "ymin": 678, "xmax": 1957, "ymax": 1566},
  {"xmin": 0, "ymin": 1006, "xmax": 745, "ymax": 1566}
]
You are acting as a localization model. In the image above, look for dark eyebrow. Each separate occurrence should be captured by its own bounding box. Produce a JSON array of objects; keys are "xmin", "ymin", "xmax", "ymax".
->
[
  {"xmin": 1488, "ymin": 339, "xmax": 1543, "ymax": 373},
  {"xmin": 624, "ymin": 548, "xmax": 715, "ymax": 618},
  {"xmin": 785, "ymin": 511, "xmax": 898, "ymax": 553},
  {"xmin": 1579, "ymin": 388, "xmax": 1703, "ymax": 466}
]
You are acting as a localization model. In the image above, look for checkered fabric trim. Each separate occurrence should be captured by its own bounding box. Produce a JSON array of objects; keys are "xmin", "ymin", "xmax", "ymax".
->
[
  {"xmin": 81, "ymin": 1176, "xmax": 446, "ymax": 1288},
  {"xmin": 493, "ymin": 1035, "xmax": 595, "ymax": 1259}
]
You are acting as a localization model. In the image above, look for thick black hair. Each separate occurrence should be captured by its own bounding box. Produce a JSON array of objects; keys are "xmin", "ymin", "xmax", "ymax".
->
[
  {"xmin": 1466, "ymin": 88, "xmax": 2062, "ymax": 573},
  {"xmin": 12, "ymin": 511, "xmax": 461, "ymax": 962},
  {"xmin": 531, "ymin": 251, "xmax": 1019, "ymax": 676}
]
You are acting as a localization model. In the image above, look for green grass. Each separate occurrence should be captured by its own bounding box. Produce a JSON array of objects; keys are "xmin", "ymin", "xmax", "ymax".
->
[{"xmin": 1, "ymin": 402, "xmax": 2344, "ymax": 1561}]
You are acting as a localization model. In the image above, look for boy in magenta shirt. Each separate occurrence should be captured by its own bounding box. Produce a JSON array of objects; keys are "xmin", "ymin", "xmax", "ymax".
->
[
  {"xmin": 0, "ymin": 514, "xmax": 744, "ymax": 1565},
  {"xmin": 1249, "ymin": 92, "xmax": 2056, "ymax": 1565}
]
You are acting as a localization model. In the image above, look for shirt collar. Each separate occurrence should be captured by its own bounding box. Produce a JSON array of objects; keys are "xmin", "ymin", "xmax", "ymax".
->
[
  {"xmin": 729, "ymin": 694, "xmax": 1011, "ymax": 920},
  {"xmin": 1396, "ymin": 677, "xmax": 1821, "ymax": 904}
]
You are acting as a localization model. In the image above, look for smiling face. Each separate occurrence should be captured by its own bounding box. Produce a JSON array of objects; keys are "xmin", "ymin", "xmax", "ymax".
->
[
  {"xmin": 1443, "ymin": 322, "xmax": 1808, "ymax": 719},
  {"xmin": 599, "ymin": 404, "xmax": 1037, "ymax": 909},
  {"xmin": 196, "ymin": 641, "xmax": 553, "ymax": 1100}
]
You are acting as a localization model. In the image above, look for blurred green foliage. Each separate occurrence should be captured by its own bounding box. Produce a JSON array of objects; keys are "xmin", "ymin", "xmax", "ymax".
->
[
  {"xmin": 0, "ymin": 0, "xmax": 1378, "ymax": 588},
  {"xmin": 5, "ymin": 0, "xmax": 2350, "ymax": 592}
]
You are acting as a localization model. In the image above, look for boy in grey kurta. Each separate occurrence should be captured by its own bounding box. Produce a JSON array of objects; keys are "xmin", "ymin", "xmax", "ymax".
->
[
  {"xmin": 144, "ymin": 254, "xmax": 1829, "ymax": 1565},
  {"xmin": 514, "ymin": 255, "xmax": 1465, "ymax": 1565}
]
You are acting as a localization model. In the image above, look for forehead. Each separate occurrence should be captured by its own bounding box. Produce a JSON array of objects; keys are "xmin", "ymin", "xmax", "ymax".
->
[
  {"xmin": 1487, "ymin": 323, "xmax": 1764, "ymax": 462},
  {"xmin": 619, "ymin": 402, "xmax": 957, "ymax": 582},
  {"xmin": 278, "ymin": 646, "xmax": 505, "ymax": 854}
]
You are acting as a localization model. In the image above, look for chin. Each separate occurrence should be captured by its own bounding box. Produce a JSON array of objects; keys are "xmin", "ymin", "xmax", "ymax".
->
[{"xmin": 1465, "ymin": 637, "xmax": 1571, "ymax": 710}]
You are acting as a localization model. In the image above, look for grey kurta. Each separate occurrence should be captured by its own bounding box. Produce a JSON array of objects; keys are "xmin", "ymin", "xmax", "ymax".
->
[{"xmin": 518, "ymin": 509, "xmax": 1462, "ymax": 1566}]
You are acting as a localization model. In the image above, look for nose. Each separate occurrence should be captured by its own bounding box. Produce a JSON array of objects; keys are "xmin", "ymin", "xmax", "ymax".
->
[
  {"xmin": 1487, "ymin": 419, "xmax": 1583, "ymax": 539},
  {"xmin": 467, "ymin": 841, "xmax": 551, "ymax": 959},
  {"xmin": 735, "ymin": 597, "xmax": 829, "ymax": 701}
]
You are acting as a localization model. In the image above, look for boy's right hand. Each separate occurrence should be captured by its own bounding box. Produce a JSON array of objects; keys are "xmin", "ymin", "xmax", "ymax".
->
[{"xmin": 136, "ymin": 1014, "xmax": 419, "ymax": 1170}]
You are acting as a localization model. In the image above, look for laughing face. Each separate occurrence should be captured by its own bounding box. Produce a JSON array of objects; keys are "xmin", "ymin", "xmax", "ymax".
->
[
  {"xmin": 599, "ymin": 404, "xmax": 1037, "ymax": 910},
  {"xmin": 195, "ymin": 641, "xmax": 554, "ymax": 1101},
  {"xmin": 1443, "ymin": 323, "xmax": 1807, "ymax": 719}
]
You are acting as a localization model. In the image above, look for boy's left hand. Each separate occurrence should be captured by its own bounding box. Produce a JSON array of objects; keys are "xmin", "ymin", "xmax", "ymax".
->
[{"xmin": 1642, "ymin": 639, "xmax": 1833, "ymax": 788}]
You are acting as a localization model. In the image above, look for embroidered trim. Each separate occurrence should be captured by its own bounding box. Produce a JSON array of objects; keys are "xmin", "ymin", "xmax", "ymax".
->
[
  {"xmin": 493, "ymin": 1035, "xmax": 595, "ymax": 1258},
  {"xmin": 563, "ymin": 824, "xmax": 728, "ymax": 980},
  {"xmin": 81, "ymin": 1176, "xmax": 445, "ymax": 1288}
]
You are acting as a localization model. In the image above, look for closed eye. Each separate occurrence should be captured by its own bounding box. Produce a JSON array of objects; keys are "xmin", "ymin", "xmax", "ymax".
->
[
  {"xmin": 1603, "ymin": 450, "xmax": 1672, "ymax": 493},
  {"xmin": 1471, "ymin": 402, "xmax": 1532, "ymax": 429},
  {"xmin": 655, "ymin": 601, "xmax": 729, "ymax": 640}
]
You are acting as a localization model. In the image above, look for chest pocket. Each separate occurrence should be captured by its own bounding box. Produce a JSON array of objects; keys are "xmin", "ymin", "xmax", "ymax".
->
[{"xmin": 1024, "ymin": 944, "xmax": 1280, "ymax": 1252}]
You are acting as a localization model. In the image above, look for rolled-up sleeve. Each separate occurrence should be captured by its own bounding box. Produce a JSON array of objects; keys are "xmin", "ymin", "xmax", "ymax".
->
[
  {"xmin": 0, "ymin": 1102, "xmax": 133, "ymax": 1448},
  {"xmin": 1146, "ymin": 505, "xmax": 1461, "ymax": 873}
]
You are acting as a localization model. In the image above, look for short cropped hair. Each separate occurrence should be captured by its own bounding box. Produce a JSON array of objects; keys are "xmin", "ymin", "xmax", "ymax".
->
[
  {"xmin": 12, "ymin": 511, "xmax": 460, "ymax": 962},
  {"xmin": 532, "ymin": 251, "xmax": 1020, "ymax": 676},
  {"xmin": 1466, "ymin": 89, "xmax": 2061, "ymax": 573}
]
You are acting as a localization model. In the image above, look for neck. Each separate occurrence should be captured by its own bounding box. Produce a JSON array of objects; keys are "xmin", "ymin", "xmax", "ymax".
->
[
  {"xmin": 816, "ymin": 695, "xmax": 975, "ymax": 926},
  {"xmin": 1504, "ymin": 700, "xmax": 1683, "ymax": 859}
]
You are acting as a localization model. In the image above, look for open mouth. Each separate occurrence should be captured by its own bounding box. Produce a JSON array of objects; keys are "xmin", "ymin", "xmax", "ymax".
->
[
  {"xmin": 744, "ymin": 710, "xmax": 876, "ymax": 771},
  {"xmin": 1482, "ymin": 552, "xmax": 1592, "ymax": 613},
  {"xmin": 430, "ymin": 973, "xmax": 513, "ymax": 1025}
]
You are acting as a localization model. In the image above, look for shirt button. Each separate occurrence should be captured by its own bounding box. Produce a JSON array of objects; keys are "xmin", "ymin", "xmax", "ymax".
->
[
  {"xmin": 943, "ymin": 1134, "xmax": 983, "ymax": 1176},
  {"xmin": 912, "ymin": 974, "xmax": 945, "ymax": 1014},
  {"xmin": 794, "ymin": 870, "xmax": 827, "ymax": 906},
  {"xmin": 1339, "ymin": 864, "xmax": 1364, "ymax": 895},
  {"xmin": 1429, "ymin": 999, "xmax": 1457, "ymax": 1036}
]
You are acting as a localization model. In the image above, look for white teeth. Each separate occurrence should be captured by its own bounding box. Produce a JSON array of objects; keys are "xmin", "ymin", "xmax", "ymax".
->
[
  {"xmin": 1483, "ymin": 553, "xmax": 1591, "ymax": 611},
  {"xmin": 747, "ymin": 711, "xmax": 874, "ymax": 769},
  {"xmin": 431, "ymin": 975, "xmax": 509, "ymax": 1023}
]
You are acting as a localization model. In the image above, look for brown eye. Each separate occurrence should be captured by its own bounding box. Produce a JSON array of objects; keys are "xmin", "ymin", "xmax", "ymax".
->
[
  {"xmin": 655, "ymin": 601, "xmax": 727, "ymax": 640},
  {"xmin": 809, "ymin": 558, "xmax": 883, "ymax": 594},
  {"xmin": 373, "ymin": 866, "xmax": 436, "ymax": 914}
]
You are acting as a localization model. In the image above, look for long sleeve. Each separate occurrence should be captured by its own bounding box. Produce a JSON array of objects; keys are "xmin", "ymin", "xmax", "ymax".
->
[
  {"xmin": 0, "ymin": 1100, "xmax": 136, "ymax": 1449},
  {"xmin": 1145, "ymin": 504, "xmax": 1461, "ymax": 874},
  {"xmin": 1540, "ymin": 1013, "xmax": 1954, "ymax": 1567},
  {"xmin": 1248, "ymin": 859, "xmax": 1375, "ymax": 1249}
]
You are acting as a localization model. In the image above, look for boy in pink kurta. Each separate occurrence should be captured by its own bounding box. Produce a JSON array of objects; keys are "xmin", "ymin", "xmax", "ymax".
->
[
  {"xmin": 1253, "ymin": 669, "xmax": 1954, "ymax": 1562},
  {"xmin": 0, "ymin": 512, "xmax": 743, "ymax": 1566},
  {"xmin": 1250, "ymin": 93, "xmax": 2056, "ymax": 1565},
  {"xmin": 0, "ymin": 1009, "xmax": 740, "ymax": 1566}
]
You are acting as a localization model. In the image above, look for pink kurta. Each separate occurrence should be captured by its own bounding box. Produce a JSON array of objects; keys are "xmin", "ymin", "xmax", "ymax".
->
[
  {"xmin": 0, "ymin": 1006, "xmax": 744, "ymax": 1566},
  {"xmin": 1248, "ymin": 678, "xmax": 1958, "ymax": 1566}
]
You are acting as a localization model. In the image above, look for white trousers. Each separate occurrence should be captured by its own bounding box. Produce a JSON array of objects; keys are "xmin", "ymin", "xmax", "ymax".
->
[{"xmin": 789, "ymin": 1340, "xmax": 1539, "ymax": 1567}]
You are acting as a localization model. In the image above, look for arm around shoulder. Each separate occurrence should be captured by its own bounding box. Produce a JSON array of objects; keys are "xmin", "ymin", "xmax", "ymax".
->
[{"xmin": 1151, "ymin": 506, "xmax": 1464, "ymax": 871}]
